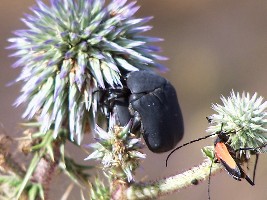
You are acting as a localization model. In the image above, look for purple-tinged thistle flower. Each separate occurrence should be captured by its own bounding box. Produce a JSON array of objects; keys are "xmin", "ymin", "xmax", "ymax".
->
[
  {"xmin": 85, "ymin": 116, "xmax": 146, "ymax": 182},
  {"xmin": 8, "ymin": 0, "xmax": 167, "ymax": 143}
]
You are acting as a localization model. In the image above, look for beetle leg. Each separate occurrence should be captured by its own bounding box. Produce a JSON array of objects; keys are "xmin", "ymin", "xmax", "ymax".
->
[{"xmin": 131, "ymin": 111, "xmax": 142, "ymax": 135}]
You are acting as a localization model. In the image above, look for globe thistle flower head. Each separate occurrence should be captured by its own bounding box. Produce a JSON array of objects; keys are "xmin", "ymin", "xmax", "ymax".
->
[
  {"xmin": 207, "ymin": 91, "xmax": 267, "ymax": 159},
  {"xmin": 84, "ymin": 116, "xmax": 146, "ymax": 182},
  {"xmin": 8, "ymin": 0, "xmax": 167, "ymax": 144}
]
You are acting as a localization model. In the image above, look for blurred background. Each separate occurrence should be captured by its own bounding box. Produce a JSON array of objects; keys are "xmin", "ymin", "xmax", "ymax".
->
[{"xmin": 1, "ymin": 0, "xmax": 267, "ymax": 199}]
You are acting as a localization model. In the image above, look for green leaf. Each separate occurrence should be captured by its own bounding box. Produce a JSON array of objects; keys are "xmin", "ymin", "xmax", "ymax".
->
[
  {"xmin": 28, "ymin": 185, "xmax": 38, "ymax": 200},
  {"xmin": 15, "ymin": 151, "xmax": 44, "ymax": 200},
  {"xmin": 201, "ymin": 146, "xmax": 214, "ymax": 160}
]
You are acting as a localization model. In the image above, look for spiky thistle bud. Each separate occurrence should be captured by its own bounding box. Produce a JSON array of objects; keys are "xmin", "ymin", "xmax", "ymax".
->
[
  {"xmin": 207, "ymin": 91, "xmax": 267, "ymax": 159},
  {"xmin": 85, "ymin": 116, "xmax": 146, "ymax": 182},
  {"xmin": 8, "ymin": 0, "xmax": 166, "ymax": 144}
]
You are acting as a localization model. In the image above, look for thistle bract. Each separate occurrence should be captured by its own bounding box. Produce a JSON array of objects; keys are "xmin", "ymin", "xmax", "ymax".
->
[
  {"xmin": 207, "ymin": 91, "xmax": 267, "ymax": 159},
  {"xmin": 85, "ymin": 116, "xmax": 146, "ymax": 182},
  {"xmin": 8, "ymin": 0, "xmax": 166, "ymax": 143},
  {"xmin": 90, "ymin": 178, "xmax": 110, "ymax": 200}
]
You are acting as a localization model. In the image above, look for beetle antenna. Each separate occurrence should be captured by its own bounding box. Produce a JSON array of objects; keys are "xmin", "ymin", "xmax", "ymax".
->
[
  {"xmin": 165, "ymin": 132, "xmax": 217, "ymax": 167},
  {"xmin": 236, "ymin": 142, "xmax": 267, "ymax": 152},
  {"xmin": 252, "ymin": 154, "xmax": 259, "ymax": 183},
  {"xmin": 208, "ymin": 155, "xmax": 215, "ymax": 200}
]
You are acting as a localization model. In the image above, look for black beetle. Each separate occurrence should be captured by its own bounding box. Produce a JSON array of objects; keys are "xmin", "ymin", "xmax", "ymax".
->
[
  {"xmin": 127, "ymin": 71, "xmax": 184, "ymax": 153},
  {"xmin": 101, "ymin": 70, "xmax": 184, "ymax": 153}
]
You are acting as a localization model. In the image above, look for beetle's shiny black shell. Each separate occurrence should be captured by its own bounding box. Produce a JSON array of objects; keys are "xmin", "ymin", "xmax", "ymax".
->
[{"xmin": 127, "ymin": 71, "xmax": 184, "ymax": 153}]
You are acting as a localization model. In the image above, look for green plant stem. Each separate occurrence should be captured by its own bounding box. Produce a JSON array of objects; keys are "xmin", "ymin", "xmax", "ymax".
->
[
  {"xmin": 15, "ymin": 130, "xmax": 57, "ymax": 200},
  {"xmin": 125, "ymin": 159, "xmax": 222, "ymax": 200},
  {"xmin": 15, "ymin": 150, "xmax": 45, "ymax": 200}
]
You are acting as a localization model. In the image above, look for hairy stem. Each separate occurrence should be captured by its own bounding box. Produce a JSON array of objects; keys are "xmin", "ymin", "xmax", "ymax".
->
[{"xmin": 125, "ymin": 159, "xmax": 222, "ymax": 200}]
